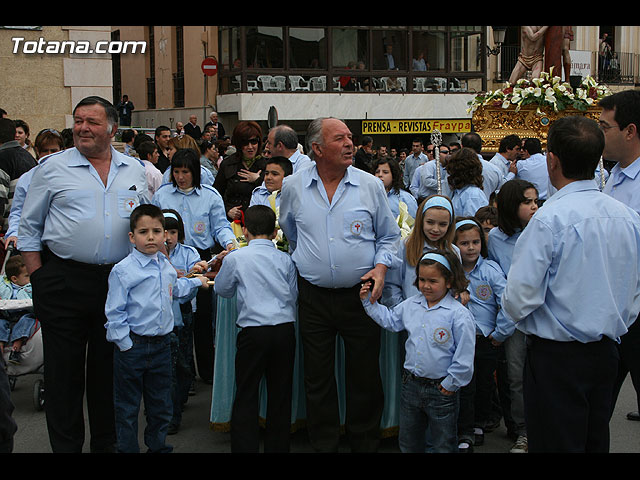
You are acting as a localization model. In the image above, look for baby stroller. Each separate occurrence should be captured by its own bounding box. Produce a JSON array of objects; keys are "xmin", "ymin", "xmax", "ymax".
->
[{"xmin": 0, "ymin": 243, "xmax": 45, "ymax": 411}]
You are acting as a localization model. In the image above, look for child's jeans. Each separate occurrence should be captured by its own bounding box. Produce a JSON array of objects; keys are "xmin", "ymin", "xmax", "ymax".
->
[
  {"xmin": 0, "ymin": 314, "xmax": 36, "ymax": 344},
  {"xmin": 399, "ymin": 369, "xmax": 459, "ymax": 453},
  {"xmin": 113, "ymin": 333, "xmax": 173, "ymax": 453}
]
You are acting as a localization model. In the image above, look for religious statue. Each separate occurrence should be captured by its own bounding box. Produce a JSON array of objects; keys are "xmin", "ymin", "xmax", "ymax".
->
[{"xmin": 508, "ymin": 26, "xmax": 549, "ymax": 84}]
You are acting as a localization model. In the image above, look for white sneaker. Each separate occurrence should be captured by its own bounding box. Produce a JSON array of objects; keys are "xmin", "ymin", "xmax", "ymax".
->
[{"xmin": 510, "ymin": 435, "xmax": 528, "ymax": 453}]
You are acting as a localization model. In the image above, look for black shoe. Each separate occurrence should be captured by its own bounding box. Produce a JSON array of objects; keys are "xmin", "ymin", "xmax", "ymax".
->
[
  {"xmin": 626, "ymin": 411, "xmax": 640, "ymax": 421},
  {"xmin": 167, "ymin": 422, "xmax": 180, "ymax": 435},
  {"xmin": 8, "ymin": 350, "xmax": 22, "ymax": 365},
  {"xmin": 458, "ymin": 441, "xmax": 473, "ymax": 453}
]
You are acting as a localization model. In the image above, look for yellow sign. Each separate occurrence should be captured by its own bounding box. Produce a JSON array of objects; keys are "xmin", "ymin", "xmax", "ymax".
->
[{"xmin": 362, "ymin": 119, "xmax": 472, "ymax": 135}]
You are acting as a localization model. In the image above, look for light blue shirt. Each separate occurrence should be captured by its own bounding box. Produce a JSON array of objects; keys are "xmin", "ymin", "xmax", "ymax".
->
[
  {"xmin": 516, "ymin": 153, "xmax": 549, "ymax": 200},
  {"xmin": 603, "ymin": 156, "xmax": 640, "ymax": 215},
  {"xmin": 214, "ymin": 238, "xmax": 298, "ymax": 328},
  {"xmin": 249, "ymin": 183, "xmax": 279, "ymax": 209},
  {"xmin": 489, "ymin": 152, "xmax": 516, "ymax": 185},
  {"xmin": 386, "ymin": 188, "xmax": 418, "ymax": 220},
  {"xmin": 416, "ymin": 160, "xmax": 451, "ymax": 200},
  {"xmin": 289, "ymin": 150, "xmax": 313, "ymax": 173},
  {"xmin": 451, "ymin": 185, "xmax": 489, "ymax": 217},
  {"xmin": 403, "ymin": 152, "xmax": 428, "ymax": 188},
  {"xmin": 104, "ymin": 248, "xmax": 203, "ymax": 351},
  {"xmin": 464, "ymin": 255, "xmax": 514, "ymax": 343},
  {"xmin": 487, "ymin": 227, "xmax": 522, "ymax": 276},
  {"xmin": 161, "ymin": 164, "xmax": 215, "ymax": 187},
  {"xmin": 480, "ymin": 157, "xmax": 504, "ymax": 199},
  {"xmin": 362, "ymin": 292, "xmax": 476, "ymax": 392},
  {"xmin": 279, "ymin": 164, "xmax": 400, "ymax": 289},
  {"xmin": 502, "ymin": 180, "xmax": 640, "ymax": 343},
  {"xmin": 152, "ymin": 183, "xmax": 235, "ymax": 251},
  {"xmin": 168, "ymin": 242, "xmax": 201, "ymax": 324},
  {"xmin": 18, "ymin": 147, "xmax": 149, "ymax": 264}
]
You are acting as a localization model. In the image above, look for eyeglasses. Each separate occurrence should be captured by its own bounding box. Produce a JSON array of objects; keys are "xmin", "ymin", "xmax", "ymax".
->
[{"xmin": 246, "ymin": 137, "xmax": 260, "ymax": 145}]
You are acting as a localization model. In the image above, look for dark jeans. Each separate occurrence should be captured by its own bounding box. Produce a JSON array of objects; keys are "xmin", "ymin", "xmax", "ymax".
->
[
  {"xmin": 524, "ymin": 334, "xmax": 618, "ymax": 453},
  {"xmin": 297, "ymin": 276, "xmax": 383, "ymax": 453},
  {"xmin": 231, "ymin": 323, "xmax": 296, "ymax": 453},
  {"xmin": 611, "ymin": 314, "xmax": 640, "ymax": 416},
  {"xmin": 194, "ymin": 248, "xmax": 215, "ymax": 383},
  {"xmin": 170, "ymin": 311, "xmax": 195, "ymax": 427},
  {"xmin": 0, "ymin": 356, "xmax": 17, "ymax": 453},
  {"xmin": 399, "ymin": 370, "xmax": 459, "ymax": 453},
  {"xmin": 113, "ymin": 333, "xmax": 173, "ymax": 453},
  {"xmin": 458, "ymin": 334, "xmax": 500, "ymax": 443},
  {"xmin": 30, "ymin": 253, "xmax": 116, "ymax": 453}
]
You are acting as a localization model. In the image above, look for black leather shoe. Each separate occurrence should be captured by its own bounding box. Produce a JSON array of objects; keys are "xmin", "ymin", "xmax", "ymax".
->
[{"xmin": 626, "ymin": 411, "xmax": 640, "ymax": 421}]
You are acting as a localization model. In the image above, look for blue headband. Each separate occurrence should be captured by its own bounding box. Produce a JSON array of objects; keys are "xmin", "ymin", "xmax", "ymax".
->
[
  {"xmin": 163, "ymin": 212, "xmax": 179, "ymax": 221},
  {"xmin": 421, "ymin": 252, "xmax": 451, "ymax": 272},
  {"xmin": 422, "ymin": 196, "xmax": 453, "ymax": 219},
  {"xmin": 455, "ymin": 219, "xmax": 478, "ymax": 231}
]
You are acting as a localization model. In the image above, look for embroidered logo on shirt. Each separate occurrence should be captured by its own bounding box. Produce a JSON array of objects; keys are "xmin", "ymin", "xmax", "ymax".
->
[
  {"xmin": 350, "ymin": 220, "xmax": 364, "ymax": 235},
  {"xmin": 122, "ymin": 197, "xmax": 137, "ymax": 213},
  {"xmin": 476, "ymin": 283, "xmax": 493, "ymax": 301},
  {"xmin": 433, "ymin": 327, "xmax": 451, "ymax": 344},
  {"xmin": 193, "ymin": 221, "xmax": 206, "ymax": 234}
]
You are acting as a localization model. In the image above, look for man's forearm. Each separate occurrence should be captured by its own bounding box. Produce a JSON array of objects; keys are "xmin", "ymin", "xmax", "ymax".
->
[{"xmin": 21, "ymin": 251, "xmax": 42, "ymax": 275}]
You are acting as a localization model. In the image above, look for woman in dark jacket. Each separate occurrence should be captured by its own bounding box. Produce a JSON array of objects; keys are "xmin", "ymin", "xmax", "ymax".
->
[{"xmin": 213, "ymin": 121, "xmax": 267, "ymax": 222}]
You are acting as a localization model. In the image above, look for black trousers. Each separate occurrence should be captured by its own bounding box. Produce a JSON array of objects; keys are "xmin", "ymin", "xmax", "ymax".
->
[
  {"xmin": 231, "ymin": 323, "xmax": 296, "ymax": 453},
  {"xmin": 523, "ymin": 334, "xmax": 618, "ymax": 453},
  {"xmin": 297, "ymin": 276, "xmax": 383, "ymax": 453},
  {"xmin": 30, "ymin": 253, "xmax": 116, "ymax": 453},
  {"xmin": 193, "ymin": 248, "xmax": 215, "ymax": 383},
  {"xmin": 611, "ymin": 315, "xmax": 640, "ymax": 416}
]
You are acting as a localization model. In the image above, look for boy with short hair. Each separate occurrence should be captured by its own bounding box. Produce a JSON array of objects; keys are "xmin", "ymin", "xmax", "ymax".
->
[
  {"xmin": 104, "ymin": 204, "xmax": 208, "ymax": 453},
  {"xmin": 136, "ymin": 140, "xmax": 164, "ymax": 195},
  {"xmin": 474, "ymin": 205, "xmax": 499, "ymax": 243},
  {"xmin": 249, "ymin": 156, "xmax": 293, "ymax": 209},
  {"xmin": 214, "ymin": 205, "xmax": 298, "ymax": 453},
  {"xmin": 0, "ymin": 255, "xmax": 36, "ymax": 365}
]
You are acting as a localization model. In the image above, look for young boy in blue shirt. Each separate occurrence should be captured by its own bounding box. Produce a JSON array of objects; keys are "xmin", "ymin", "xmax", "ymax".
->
[
  {"xmin": 249, "ymin": 156, "xmax": 293, "ymax": 209},
  {"xmin": 214, "ymin": 204, "xmax": 298, "ymax": 453},
  {"xmin": 104, "ymin": 204, "xmax": 208, "ymax": 453}
]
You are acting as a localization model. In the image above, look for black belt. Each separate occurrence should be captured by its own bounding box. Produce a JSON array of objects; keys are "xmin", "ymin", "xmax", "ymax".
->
[
  {"xmin": 44, "ymin": 247, "xmax": 115, "ymax": 272},
  {"xmin": 129, "ymin": 332, "xmax": 170, "ymax": 344},
  {"xmin": 403, "ymin": 369, "xmax": 445, "ymax": 386}
]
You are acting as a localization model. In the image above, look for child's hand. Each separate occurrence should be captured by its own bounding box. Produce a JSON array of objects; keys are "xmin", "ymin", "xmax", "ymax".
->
[
  {"xmin": 359, "ymin": 280, "xmax": 372, "ymax": 301},
  {"xmin": 455, "ymin": 290, "xmax": 470, "ymax": 306},
  {"xmin": 197, "ymin": 276, "xmax": 210, "ymax": 289}
]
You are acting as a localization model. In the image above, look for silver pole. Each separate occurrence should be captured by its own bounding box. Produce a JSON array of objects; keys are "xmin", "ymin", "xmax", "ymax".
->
[{"xmin": 431, "ymin": 129, "xmax": 443, "ymax": 195}]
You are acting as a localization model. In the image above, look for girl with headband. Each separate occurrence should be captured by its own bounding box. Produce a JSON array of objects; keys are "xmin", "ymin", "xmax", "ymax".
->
[
  {"xmin": 359, "ymin": 249, "xmax": 475, "ymax": 453},
  {"xmin": 453, "ymin": 216, "xmax": 515, "ymax": 453},
  {"xmin": 384, "ymin": 194, "xmax": 465, "ymax": 307}
]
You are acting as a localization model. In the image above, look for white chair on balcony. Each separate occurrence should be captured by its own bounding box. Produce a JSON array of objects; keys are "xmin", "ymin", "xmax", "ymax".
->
[
  {"xmin": 289, "ymin": 75, "xmax": 311, "ymax": 91},
  {"xmin": 273, "ymin": 75, "xmax": 287, "ymax": 91},
  {"xmin": 257, "ymin": 75, "xmax": 277, "ymax": 91},
  {"xmin": 434, "ymin": 77, "xmax": 447, "ymax": 92},
  {"xmin": 310, "ymin": 76, "xmax": 326, "ymax": 91},
  {"xmin": 413, "ymin": 77, "xmax": 426, "ymax": 92}
]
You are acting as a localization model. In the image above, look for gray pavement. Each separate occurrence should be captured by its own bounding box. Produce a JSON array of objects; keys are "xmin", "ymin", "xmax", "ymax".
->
[{"xmin": 7, "ymin": 370, "xmax": 640, "ymax": 453}]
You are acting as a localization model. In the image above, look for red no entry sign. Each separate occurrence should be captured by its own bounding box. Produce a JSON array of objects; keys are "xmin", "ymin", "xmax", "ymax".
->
[{"xmin": 201, "ymin": 57, "xmax": 218, "ymax": 76}]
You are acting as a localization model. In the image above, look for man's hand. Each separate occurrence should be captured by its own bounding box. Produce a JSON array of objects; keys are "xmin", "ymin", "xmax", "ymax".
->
[{"xmin": 360, "ymin": 264, "xmax": 387, "ymax": 304}]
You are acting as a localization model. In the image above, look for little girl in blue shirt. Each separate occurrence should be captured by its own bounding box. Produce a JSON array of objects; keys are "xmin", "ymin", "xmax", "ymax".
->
[{"xmin": 360, "ymin": 249, "xmax": 476, "ymax": 453}]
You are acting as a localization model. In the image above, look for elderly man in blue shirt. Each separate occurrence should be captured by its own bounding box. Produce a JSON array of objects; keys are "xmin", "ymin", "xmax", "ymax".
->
[
  {"xmin": 18, "ymin": 96, "xmax": 149, "ymax": 453},
  {"xmin": 502, "ymin": 115, "xmax": 640, "ymax": 453},
  {"xmin": 279, "ymin": 117, "xmax": 400, "ymax": 453}
]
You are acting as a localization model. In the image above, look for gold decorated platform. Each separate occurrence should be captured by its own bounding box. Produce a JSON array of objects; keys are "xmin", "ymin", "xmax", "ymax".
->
[{"xmin": 472, "ymin": 104, "xmax": 602, "ymax": 154}]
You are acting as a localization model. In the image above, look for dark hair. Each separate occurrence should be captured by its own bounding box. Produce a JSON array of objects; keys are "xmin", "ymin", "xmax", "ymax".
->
[
  {"xmin": 162, "ymin": 208, "xmax": 185, "ymax": 242},
  {"xmin": 133, "ymin": 133, "xmax": 154, "ymax": 151},
  {"xmin": 0, "ymin": 118, "xmax": 16, "ymax": 143},
  {"xmin": 547, "ymin": 115, "xmax": 604, "ymax": 180},
  {"xmin": 266, "ymin": 155, "xmax": 293, "ymax": 177},
  {"xmin": 199, "ymin": 139, "xmax": 216, "ymax": 155},
  {"xmin": 14, "ymin": 119, "xmax": 29, "ymax": 136},
  {"xmin": 34, "ymin": 129, "xmax": 64, "ymax": 158},
  {"xmin": 446, "ymin": 147, "xmax": 484, "ymax": 190},
  {"xmin": 413, "ymin": 248, "xmax": 469, "ymax": 296},
  {"xmin": 372, "ymin": 156, "xmax": 404, "ymax": 194},
  {"xmin": 121, "ymin": 129, "xmax": 136, "ymax": 143},
  {"xmin": 129, "ymin": 204, "xmax": 165, "ymax": 233},
  {"xmin": 73, "ymin": 96, "xmax": 118, "ymax": 126},
  {"xmin": 599, "ymin": 89, "xmax": 640, "ymax": 138},
  {"xmin": 171, "ymin": 148, "xmax": 201, "ymax": 188},
  {"xmin": 244, "ymin": 205, "xmax": 276, "ymax": 237},
  {"xmin": 137, "ymin": 141, "xmax": 157, "ymax": 161},
  {"xmin": 155, "ymin": 125, "xmax": 170, "ymax": 138},
  {"xmin": 453, "ymin": 216, "xmax": 488, "ymax": 259},
  {"xmin": 496, "ymin": 179, "xmax": 537, "ymax": 237},
  {"xmin": 5, "ymin": 255, "xmax": 26, "ymax": 280},
  {"xmin": 461, "ymin": 132, "xmax": 483, "ymax": 153},
  {"xmin": 61, "ymin": 128, "xmax": 74, "ymax": 148},
  {"xmin": 474, "ymin": 205, "xmax": 498, "ymax": 226},
  {"xmin": 361, "ymin": 135, "xmax": 373, "ymax": 147},
  {"xmin": 498, "ymin": 134, "xmax": 521, "ymax": 153},
  {"xmin": 522, "ymin": 137, "xmax": 542, "ymax": 155}
]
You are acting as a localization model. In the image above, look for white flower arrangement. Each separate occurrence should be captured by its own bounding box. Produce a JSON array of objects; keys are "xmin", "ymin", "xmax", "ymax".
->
[{"xmin": 467, "ymin": 68, "xmax": 611, "ymax": 114}]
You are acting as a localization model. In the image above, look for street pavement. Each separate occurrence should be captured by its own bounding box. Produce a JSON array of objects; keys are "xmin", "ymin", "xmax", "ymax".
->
[{"xmin": 6, "ymin": 370, "xmax": 640, "ymax": 454}]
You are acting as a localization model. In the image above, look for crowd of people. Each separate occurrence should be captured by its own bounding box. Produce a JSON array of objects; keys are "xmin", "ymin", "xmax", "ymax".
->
[{"xmin": 1, "ymin": 90, "xmax": 640, "ymax": 455}]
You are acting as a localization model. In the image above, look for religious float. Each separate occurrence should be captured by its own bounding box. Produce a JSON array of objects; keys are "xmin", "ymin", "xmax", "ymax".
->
[{"xmin": 467, "ymin": 70, "xmax": 611, "ymax": 154}]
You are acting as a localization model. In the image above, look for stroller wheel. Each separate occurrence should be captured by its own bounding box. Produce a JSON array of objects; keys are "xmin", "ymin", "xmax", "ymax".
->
[{"xmin": 33, "ymin": 378, "xmax": 44, "ymax": 411}]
